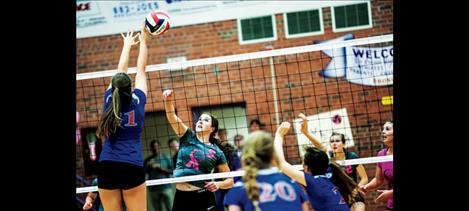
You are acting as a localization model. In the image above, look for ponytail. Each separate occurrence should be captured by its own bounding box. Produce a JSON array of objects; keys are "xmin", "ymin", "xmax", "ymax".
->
[
  {"xmin": 96, "ymin": 72, "xmax": 132, "ymax": 140},
  {"xmin": 328, "ymin": 161, "xmax": 363, "ymax": 206},
  {"xmin": 304, "ymin": 147, "xmax": 363, "ymax": 207},
  {"xmin": 242, "ymin": 150, "xmax": 261, "ymax": 211},
  {"xmin": 241, "ymin": 131, "xmax": 274, "ymax": 211},
  {"xmin": 96, "ymin": 88, "xmax": 123, "ymax": 139}
]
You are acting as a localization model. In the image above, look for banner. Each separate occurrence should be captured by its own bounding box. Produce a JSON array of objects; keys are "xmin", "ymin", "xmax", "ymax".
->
[
  {"xmin": 76, "ymin": 0, "xmax": 369, "ymax": 38},
  {"xmin": 318, "ymin": 34, "xmax": 393, "ymax": 86},
  {"xmin": 293, "ymin": 108, "xmax": 354, "ymax": 157}
]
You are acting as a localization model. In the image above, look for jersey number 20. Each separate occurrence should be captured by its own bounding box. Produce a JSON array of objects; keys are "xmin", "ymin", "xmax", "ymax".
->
[{"xmin": 258, "ymin": 181, "xmax": 297, "ymax": 203}]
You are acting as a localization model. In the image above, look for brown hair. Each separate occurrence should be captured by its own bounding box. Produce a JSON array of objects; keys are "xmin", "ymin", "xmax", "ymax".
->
[
  {"xmin": 96, "ymin": 73, "xmax": 132, "ymax": 139},
  {"xmin": 303, "ymin": 147, "xmax": 363, "ymax": 206}
]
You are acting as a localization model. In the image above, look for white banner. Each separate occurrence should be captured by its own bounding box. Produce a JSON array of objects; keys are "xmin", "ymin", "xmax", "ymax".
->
[
  {"xmin": 345, "ymin": 46, "xmax": 393, "ymax": 86},
  {"xmin": 76, "ymin": 0, "xmax": 370, "ymax": 39},
  {"xmin": 315, "ymin": 33, "xmax": 354, "ymax": 78},
  {"xmin": 293, "ymin": 108, "xmax": 354, "ymax": 157},
  {"xmin": 318, "ymin": 33, "xmax": 393, "ymax": 86}
]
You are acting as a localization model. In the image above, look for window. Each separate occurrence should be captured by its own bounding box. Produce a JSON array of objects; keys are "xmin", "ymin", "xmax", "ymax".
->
[
  {"xmin": 284, "ymin": 9, "xmax": 324, "ymax": 39},
  {"xmin": 192, "ymin": 103, "xmax": 248, "ymax": 144},
  {"xmin": 238, "ymin": 15, "xmax": 277, "ymax": 45},
  {"xmin": 331, "ymin": 2, "xmax": 372, "ymax": 32},
  {"xmin": 141, "ymin": 111, "xmax": 177, "ymax": 159}
]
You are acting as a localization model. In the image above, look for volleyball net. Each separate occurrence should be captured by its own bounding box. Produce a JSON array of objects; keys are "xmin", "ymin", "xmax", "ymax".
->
[
  {"xmin": 77, "ymin": 155, "xmax": 392, "ymax": 194},
  {"xmin": 76, "ymin": 34, "xmax": 393, "ymax": 194}
]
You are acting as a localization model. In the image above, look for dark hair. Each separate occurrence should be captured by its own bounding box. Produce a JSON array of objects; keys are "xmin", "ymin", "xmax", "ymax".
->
[
  {"xmin": 330, "ymin": 132, "xmax": 346, "ymax": 144},
  {"xmin": 234, "ymin": 134, "xmax": 244, "ymax": 141},
  {"xmin": 167, "ymin": 137, "xmax": 178, "ymax": 146},
  {"xmin": 218, "ymin": 128, "xmax": 228, "ymax": 143},
  {"xmin": 303, "ymin": 147, "xmax": 330, "ymax": 175},
  {"xmin": 150, "ymin": 140, "xmax": 159, "ymax": 155},
  {"xmin": 303, "ymin": 147, "xmax": 361, "ymax": 206},
  {"xmin": 96, "ymin": 72, "xmax": 132, "ymax": 139},
  {"xmin": 329, "ymin": 132, "xmax": 348, "ymax": 158},
  {"xmin": 249, "ymin": 119, "xmax": 264, "ymax": 127},
  {"xmin": 201, "ymin": 112, "xmax": 236, "ymax": 167},
  {"xmin": 199, "ymin": 112, "xmax": 223, "ymax": 149},
  {"xmin": 201, "ymin": 112, "xmax": 219, "ymax": 143}
]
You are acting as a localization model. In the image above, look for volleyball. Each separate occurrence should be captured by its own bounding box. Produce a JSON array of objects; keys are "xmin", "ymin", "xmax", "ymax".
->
[{"xmin": 145, "ymin": 10, "xmax": 170, "ymax": 36}]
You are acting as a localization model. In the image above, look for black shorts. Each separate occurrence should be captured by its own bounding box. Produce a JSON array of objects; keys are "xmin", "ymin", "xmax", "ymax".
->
[
  {"xmin": 172, "ymin": 189, "xmax": 216, "ymax": 211},
  {"xmin": 97, "ymin": 160, "xmax": 145, "ymax": 190}
]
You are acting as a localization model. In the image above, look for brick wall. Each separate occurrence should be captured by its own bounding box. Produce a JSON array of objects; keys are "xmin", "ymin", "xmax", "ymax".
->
[{"xmin": 77, "ymin": 1, "xmax": 393, "ymax": 210}]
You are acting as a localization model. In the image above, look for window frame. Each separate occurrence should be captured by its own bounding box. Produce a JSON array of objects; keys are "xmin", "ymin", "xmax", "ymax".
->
[
  {"xmin": 237, "ymin": 15, "xmax": 278, "ymax": 45},
  {"xmin": 331, "ymin": 1, "xmax": 373, "ymax": 33},
  {"xmin": 283, "ymin": 8, "xmax": 324, "ymax": 39}
]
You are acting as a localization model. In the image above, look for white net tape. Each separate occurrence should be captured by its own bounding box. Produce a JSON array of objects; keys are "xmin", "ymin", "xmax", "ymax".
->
[
  {"xmin": 76, "ymin": 34, "xmax": 392, "ymax": 81},
  {"xmin": 76, "ymin": 155, "xmax": 392, "ymax": 193}
]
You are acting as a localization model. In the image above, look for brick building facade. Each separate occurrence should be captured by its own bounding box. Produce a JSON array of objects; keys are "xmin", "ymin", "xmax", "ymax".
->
[{"xmin": 77, "ymin": 1, "xmax": 393, "ymax": 210}]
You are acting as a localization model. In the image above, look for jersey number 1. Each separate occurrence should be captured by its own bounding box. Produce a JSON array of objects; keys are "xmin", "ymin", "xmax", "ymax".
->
[{"xmin": 124, "ymin": 110, "xmax": 137, "ymax": 127}]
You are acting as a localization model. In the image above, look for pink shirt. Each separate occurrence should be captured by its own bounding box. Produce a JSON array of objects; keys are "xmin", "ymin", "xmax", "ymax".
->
[{"xmin": 377, "ymin": 148, "xmax": 393, "ymax": 209}]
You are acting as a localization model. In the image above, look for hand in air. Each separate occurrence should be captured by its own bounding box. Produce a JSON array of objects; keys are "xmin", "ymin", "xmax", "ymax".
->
[
  {"xmin": 163, "ymin": 89, "xmax": 173, "ymax": 101},
  {"xmin": 298, "ymin": 113, "xmax": 309, "ymax": 134},
  {"xmin": 276, "ymin": 122, "xmax": 291, "ymax": 137},
  {"xmin": 121, "ymin": 29, "xmax": 140, "ymax": 47}
]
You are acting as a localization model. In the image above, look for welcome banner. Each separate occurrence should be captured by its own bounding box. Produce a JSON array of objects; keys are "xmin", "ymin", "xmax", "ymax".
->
[{"xmin": 318, "ymin": 34, "xmax": 393, "ymax": 86}]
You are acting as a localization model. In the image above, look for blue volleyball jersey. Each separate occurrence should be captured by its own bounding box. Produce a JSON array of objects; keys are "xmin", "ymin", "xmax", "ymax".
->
[
  {"xmin": 304, "ymin": 172, "xmax": 350, "ymax": 211},
  {"xmin": 173, "ymin": 128, "xmax": 227, "ymax": 188},
  {"xmin": 224, "ymin": 168, "xmax": 308, "ymax": 211},
  {"xmin": 99, "ymin": 88, "xmax": 146, "ymax": 167}
]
